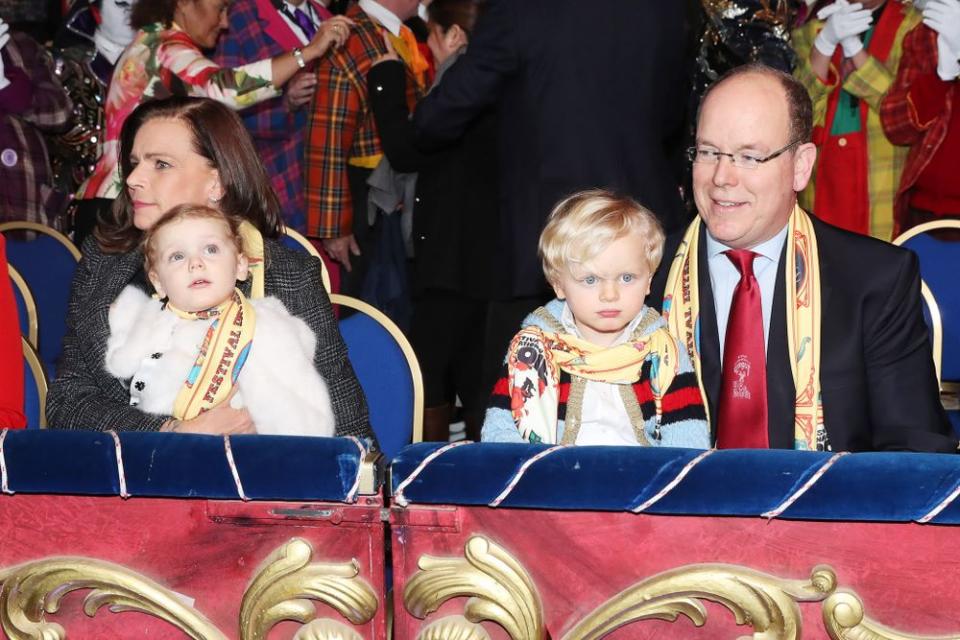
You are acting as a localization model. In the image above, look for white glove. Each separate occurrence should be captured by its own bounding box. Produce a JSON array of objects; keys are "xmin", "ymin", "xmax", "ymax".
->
[
  {"xmin": 0, "ymin": 20, "xmax": 9, "ymax": 91},
  {"xmin": 924, "ymin": 0, "xmax": 960, "ymax": 79},
  {"xmin": 815, "ymin": 1, "xmax": 874, "ymax": 58}
]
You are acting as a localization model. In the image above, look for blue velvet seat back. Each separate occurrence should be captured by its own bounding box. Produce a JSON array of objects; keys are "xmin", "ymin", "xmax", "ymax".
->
[
  {"xmin": 902, "ymin": 233, "xmax": 960, "ymax": 381},
  {"xmin": 3, "ymin": 234, "xmax": 77, "ymax": 374},
  {"xmin": 339, "ymin": 311, "xmax": 413, "ymax": 459},
  {"xmin": 391, "ymin": 443, "xmax": 960, "ymax": 524},
  {"xmin": 0, "ymin": 431, "xmax": 370, "ymax": 500}
]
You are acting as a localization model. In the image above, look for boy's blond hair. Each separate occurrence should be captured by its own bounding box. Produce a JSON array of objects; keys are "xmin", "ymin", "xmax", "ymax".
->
[
  {"xmin": 141, "ymin": 204, "xmax": 245, "ymax": 273},
  {"xmin": 539, "ymin": 190, "xmax": 665, "ymax": 285}
]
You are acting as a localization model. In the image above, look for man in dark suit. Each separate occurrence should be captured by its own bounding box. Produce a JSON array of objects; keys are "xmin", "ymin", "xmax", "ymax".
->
[
  {"xmin": 648, "ymin": 63, "xmax": 956, "ymax": 453},
  {"xmin": 412, "ymin": 0, "xmax": 694, "ymax": 393}
]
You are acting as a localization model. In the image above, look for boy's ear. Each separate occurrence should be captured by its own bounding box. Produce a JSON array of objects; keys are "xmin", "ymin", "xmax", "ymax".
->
[
  {"xmin": 236, "ymin": 253, "xmax": 250, "ymax": 282},
  {"xmin": 147, "ymin": 269, "xmax": 166, "ymax": 298},
  {"xmin": 551, "ymin": 278, "xmax": 566, "ymax": 301}
]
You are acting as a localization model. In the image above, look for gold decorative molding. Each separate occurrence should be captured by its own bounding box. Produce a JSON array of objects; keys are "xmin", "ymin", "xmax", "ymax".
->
[
  {"xmin": 292, "ymin": 618, "xmax": 365, "ymax": 640},
  {"xmin": 417, "ymin": 615, "xmax": 492, "ymax": 640},
  {"xmin": 0, "ymin": 556, "xmax": 226, "ymax": 640},
  {"xmin": 240, "ymin": 538, "xmax": 378, "ymax": 640},
  {"xmin": 564, "ymin": 563, "xmax": 837, "ymax": 640},
  {"xmin": 823, "ymin": 590, "xmax": 960, "ymax": 640},
  {"xmin": 404, "ymin": 536, "xmax": 544, "ymax": 640}
]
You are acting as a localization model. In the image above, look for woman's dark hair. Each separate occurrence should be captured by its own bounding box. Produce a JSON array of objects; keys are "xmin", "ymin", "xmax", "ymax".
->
[
  {"xmin": 426, "ymin": 0, "xmax": 485, "ymax": 34},
  {"xmin": 130, "ymin": 0, "xmax": 180, "ymax": 29},
  {"xmin": 96, "ymin": 96, "xmax": 283, "ymax": 253}
]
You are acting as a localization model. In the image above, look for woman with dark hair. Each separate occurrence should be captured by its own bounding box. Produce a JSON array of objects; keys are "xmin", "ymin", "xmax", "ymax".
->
[
  {"xmin": 71, "ymin": 0, "xmax": 353, "ymax": 244},
  {"xmin": 48, "ymin": 96, "xmax": 373, "ymax": 440},
  {"xmin": 366, "ymin": 0, "xmax": 497, "ymax": 441}
]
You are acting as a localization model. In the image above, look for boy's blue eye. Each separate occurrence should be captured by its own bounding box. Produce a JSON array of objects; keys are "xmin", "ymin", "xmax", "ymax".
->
[
  {"xmin": 621, "ymin": 273, "xmax": 634, "ymax": 283},
  {"xmin": 582, "ymin": 275, "xmax": 598, "ymax": 286}
]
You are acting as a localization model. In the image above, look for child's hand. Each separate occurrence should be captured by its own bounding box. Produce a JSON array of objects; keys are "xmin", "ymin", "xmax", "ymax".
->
[{"xmin": 173, "ymin": 392, "xmax": 256, "ymax": 435}]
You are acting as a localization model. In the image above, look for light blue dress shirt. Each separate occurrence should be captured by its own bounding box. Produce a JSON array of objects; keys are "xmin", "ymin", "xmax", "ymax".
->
[{"xmin": 705, "ymin": 225, "xmax": 789, "ymax": 361}]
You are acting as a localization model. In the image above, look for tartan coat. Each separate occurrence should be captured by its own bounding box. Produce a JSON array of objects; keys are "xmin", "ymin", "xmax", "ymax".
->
[
  {"xmin": 213, "ymin": 0, "xmax": 333, "ymax": 233},
  {"xmin": 880, "ymin": 23, "xmax": 958, "ymax": 236},
  {"xmin": 792, "ymin": 2, "xmax": 920, "ymax": 240},
  {"xmin": 304, "ymin": 3, "xmax": 423, "ymax": 238},
  {"xmin": 47, "ymin": 236, "xmax": 374, "ymax": 442}
]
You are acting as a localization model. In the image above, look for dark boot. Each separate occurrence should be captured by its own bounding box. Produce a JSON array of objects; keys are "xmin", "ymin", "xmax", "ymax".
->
[
  {"xmin": 463, "ymin": 410, "xmax": 483, "ymax": 442},
  {"xmin": 422, "ymin": 404, "xmax": 452, "ymax": 442}
]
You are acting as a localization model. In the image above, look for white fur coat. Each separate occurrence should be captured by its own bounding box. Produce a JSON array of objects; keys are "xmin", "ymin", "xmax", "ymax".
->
[{"xmin": 105, "ymin": 286, "xmax": 335, "ymax": 437}]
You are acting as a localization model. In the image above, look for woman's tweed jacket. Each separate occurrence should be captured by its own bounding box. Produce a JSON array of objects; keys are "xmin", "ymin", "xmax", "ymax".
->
[{"xmin": 47, "ymin": 236, "xmax": 374, "ymax": 441}]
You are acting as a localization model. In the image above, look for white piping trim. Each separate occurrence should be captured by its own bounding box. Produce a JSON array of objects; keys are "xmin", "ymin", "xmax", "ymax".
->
[
  {"xmin": 393, "ymin": 441, "xmax": 472, "ymax": 507},
  {"xmin": 345, "ymin": 436, "xmax": 367, "ymax": 502},
  {"xmin": 919, "ymin": 478, "xmax": 960, "ymax": 524},
  {"xmin": 108, "ymin": 430, "xmax": 130, "ymax": 499},
  {"xmin": 223, "ymin": 435, "xmax": 249, "ymax": 501},
  {"xmin": 632, "ymin": 449, "xmax": 715, "ymax": 514},
  {"xmin": 762, "ymin": 452, "xmax": 848, "ymax": 520},
  {"xmin": 489, "ymin": 445, "xmax": 567, "ymax": 507},
  {"xmin": 0, "ymin": 429, "xmax": 12, "ymax": 495}
]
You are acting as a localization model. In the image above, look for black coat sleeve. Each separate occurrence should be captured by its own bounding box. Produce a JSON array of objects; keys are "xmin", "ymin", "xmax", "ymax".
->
[{"xmin": 367, "ymin": 60, "xmax": 429, "ymax": 173}]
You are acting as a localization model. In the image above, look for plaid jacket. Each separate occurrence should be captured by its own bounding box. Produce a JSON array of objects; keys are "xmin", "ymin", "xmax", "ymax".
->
[
  {"xmin": 47, "ymin": 237, "xmax": 374, "ymax": 442},
  {"xmin": 880, "ymin": 24, "xmax": 957, "ymax": 236},
  {"xmin": 213, "ymin": 0, "xmax": 332, "ymax": 233},
  {"xmin": 0, "ymin": 32, "xmax": 72, "ymax": 225},
  {"xmin": 793, "ymin": 3, "xmax": 920, "ymax": 240},
  {"xmin": 304, "ymin": 4, "xmax": 423, "ymax": 238}
]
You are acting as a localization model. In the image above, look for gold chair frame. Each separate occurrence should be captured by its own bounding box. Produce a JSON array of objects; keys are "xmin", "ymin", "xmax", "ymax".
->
[
  {"xmin": 21, "ymin": 336, "xmax": 47, "ymax": 428},
  {"xmin": 8, "ymin": 265, "xmax": 38, "ymax": 350},
  {"xmin": 282, "ymin": 227, "xmax": 332, "ymax": 293},
  {"xmin": 892, "ymin": 219, "xmax": 960, "ymax": 396},
  {"xmin": 330, "ymin": 293, "xmax": 424, "ymax": 444},
  {"xmin": 0, "ymin": 221, "xmax": 81, "ymax": 261}
]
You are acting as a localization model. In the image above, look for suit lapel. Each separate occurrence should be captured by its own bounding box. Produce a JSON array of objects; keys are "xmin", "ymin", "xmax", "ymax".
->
[
  {"xmin": 257, "ymin": 0, "xmax": 304, "ymax": 51},
  {"xmin": 697, "ymin": 224, "xmax": 722, "ymax": 441},
  {"xmin": 766, "ymin": 238, "xmax": 796, "ymax": 448}
]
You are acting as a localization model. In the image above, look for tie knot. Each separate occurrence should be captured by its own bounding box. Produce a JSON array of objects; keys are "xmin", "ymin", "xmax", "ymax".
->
[{"xmin": 725, "ymin": 249, "xmax": 758, "ymax": 278}]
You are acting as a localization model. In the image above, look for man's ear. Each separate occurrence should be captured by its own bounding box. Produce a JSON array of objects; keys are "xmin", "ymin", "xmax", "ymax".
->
[
  {"xmin": 148, "ymin": 269, "xmax": 166, "ymax": 298},
  {"xmin": 236, "ymin": 253, "xmax": 250, "ymax": 282},
  {"xmin": 793, "ymin": 142, "xmax": 817, "ymax": 193},
  {"xmin": 445, "ymin": 24, "xmax": 467, "ymax": 50}
]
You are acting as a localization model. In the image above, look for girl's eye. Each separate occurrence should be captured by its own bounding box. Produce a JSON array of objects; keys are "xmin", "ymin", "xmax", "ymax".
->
[
  {"xmin": 169, "ymin": 252, "xmax": 184, "ymax": 263},
  {"xmin": 621, "ymin": 273, "xmax": 634, "ymax": 284},
  {"xmin": 203, "ymin": 244, "xmax": 220, "ymax": 255}
]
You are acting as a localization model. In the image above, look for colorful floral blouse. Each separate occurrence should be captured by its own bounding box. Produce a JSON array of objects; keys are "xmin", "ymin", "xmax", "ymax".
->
[{"xmin": 80, "ymin": 22, "xmax": 278, "ymax": 200}]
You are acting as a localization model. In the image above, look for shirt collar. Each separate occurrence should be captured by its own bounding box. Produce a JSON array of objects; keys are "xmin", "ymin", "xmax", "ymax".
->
[
  {"xmin": 358, "ymin": 0, "xmax": 402, "ymax": 35},
  {"xmin": 284, "ymin": 1, "xmax": 311, "ymax": 16},
  {"xmin": 705, "ymin": 223, "xmax": 789, "ymax": 263},
  {"xmin": 558, "ymin": 301, "xmax": 647, "ymax": 347}
]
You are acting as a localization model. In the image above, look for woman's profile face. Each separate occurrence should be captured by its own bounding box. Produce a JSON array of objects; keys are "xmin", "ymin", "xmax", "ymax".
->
[
  {"xmin": 126, "ymin": 118, "xmax": 223, "ymax": 232},
  {"xmin": 175, "ymin": 0, "xmax": 230, "ymax": 50}
]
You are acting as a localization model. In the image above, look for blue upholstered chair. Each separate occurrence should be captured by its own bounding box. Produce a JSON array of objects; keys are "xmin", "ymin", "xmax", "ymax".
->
[
  {"xmin": 8, "ymin": 264, "xmax": 38, "ymax": 350},
  {"xmin": 279, "ymin": 227, "xmax": 331, "ymax": 293},
  {"xmin": 894, "ymin": 222, "xmax": 960, "ymax": 435},
  {"xmin": 22, "ymin": 336, "xmax": 47, "ymax": 428},
  {"xmin": 333, "ymin": 293, "xmax": 422, "ymax": 459},
  {"xmin": 0, "ymin": 222, "xmax": 80, "ymax": 375}
]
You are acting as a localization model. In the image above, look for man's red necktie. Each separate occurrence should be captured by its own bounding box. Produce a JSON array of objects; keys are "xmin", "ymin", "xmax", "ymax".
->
[{"xmin": 716, "ymin": 249, "xmax": 769, "ymax": 448}]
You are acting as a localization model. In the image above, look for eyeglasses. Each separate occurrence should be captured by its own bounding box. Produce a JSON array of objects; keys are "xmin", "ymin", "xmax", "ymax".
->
[{"xmin": 686, "ymin": 140, "xmax": 801, "ymax": 170}]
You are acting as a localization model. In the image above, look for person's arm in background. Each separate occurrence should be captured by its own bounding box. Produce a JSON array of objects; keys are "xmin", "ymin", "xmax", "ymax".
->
[
  {"xmin": 368, "ymin": 59, "xmax": 431, "ymax": 172},
  {"xmin": 412, "ymin": 0, "xmax": 517, "ymax": 150},
  {"xmin": 0, "ymin": 29, "xmax": 72, "ymax": 132},
  {"xmin": 0, "ymin": 237, "xmax": 26, "ymax": 428}
]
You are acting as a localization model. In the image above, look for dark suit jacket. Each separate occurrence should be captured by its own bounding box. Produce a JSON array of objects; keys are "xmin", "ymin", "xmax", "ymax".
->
[
  {"xmin": 649, "ymin": 216, "xmax": 956, "ymax": 453},
  {"xmin": 47, "ymin": 237, "xmax": 374, "ymax": 442},
  {"xmin": 413, "ymin": 0, "xmax": 691, "ymax": 298}
]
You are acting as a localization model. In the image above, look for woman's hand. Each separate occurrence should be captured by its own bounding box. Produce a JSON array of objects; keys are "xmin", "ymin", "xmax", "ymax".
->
[
  {"xmin": 372, "ymin": 33, "xmax": 400, "ymax": 67},
  {"xmin": 165, "ymin": 391, "xmax": 256, "ymax": 435},
  {"xmin": 306, "ymin": 15, "xmax": 354, "ymax": 61}
]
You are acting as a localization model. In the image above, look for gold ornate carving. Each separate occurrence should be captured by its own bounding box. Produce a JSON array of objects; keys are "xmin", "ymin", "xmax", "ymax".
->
[
  {"xmin": 416, "ymin": 615, "xmax": 492, "ymax": 640},
  {"xmin": 292, "ymin": 618, "xmax": 365, "ymax": 640},
  {"xmin": 404, "ymin": 536, "xmax": 544, "ymax": 640},
  {"xmin": 0, "ymin": 557, "xmax": 226, "ymax": 640},
  {"xmin": 564, "ymin": 563, "xmax": 837, "ymax": 640},
  {"xmin": 823, "ymin": 590, "xmax": 960, "ymax": 640},
  {"xmin": 240, "ymin": 538, "xmax": 378, "ymax": 640}
]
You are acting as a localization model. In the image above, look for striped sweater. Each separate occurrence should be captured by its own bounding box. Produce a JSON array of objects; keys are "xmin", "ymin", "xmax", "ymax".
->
[{"xmin": 482, "ymin": 300, "xmax": 709, "ymax": 448}]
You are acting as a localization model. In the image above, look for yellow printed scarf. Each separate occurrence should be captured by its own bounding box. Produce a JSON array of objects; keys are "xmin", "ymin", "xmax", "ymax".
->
[
  {"xmin": 239, "ymin": 221, "xmax": 265, "ymax": 299},
  {"xmin": 509, "ymin": 320, "xmax": 681, "ymax": 445},
  {"xmin": 170, "ymin": 288, "xmax": 257, "ymax": 420},
  {"xmin": 662, "ymin": 205, "xmax": 826, "ymax": 450}
]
